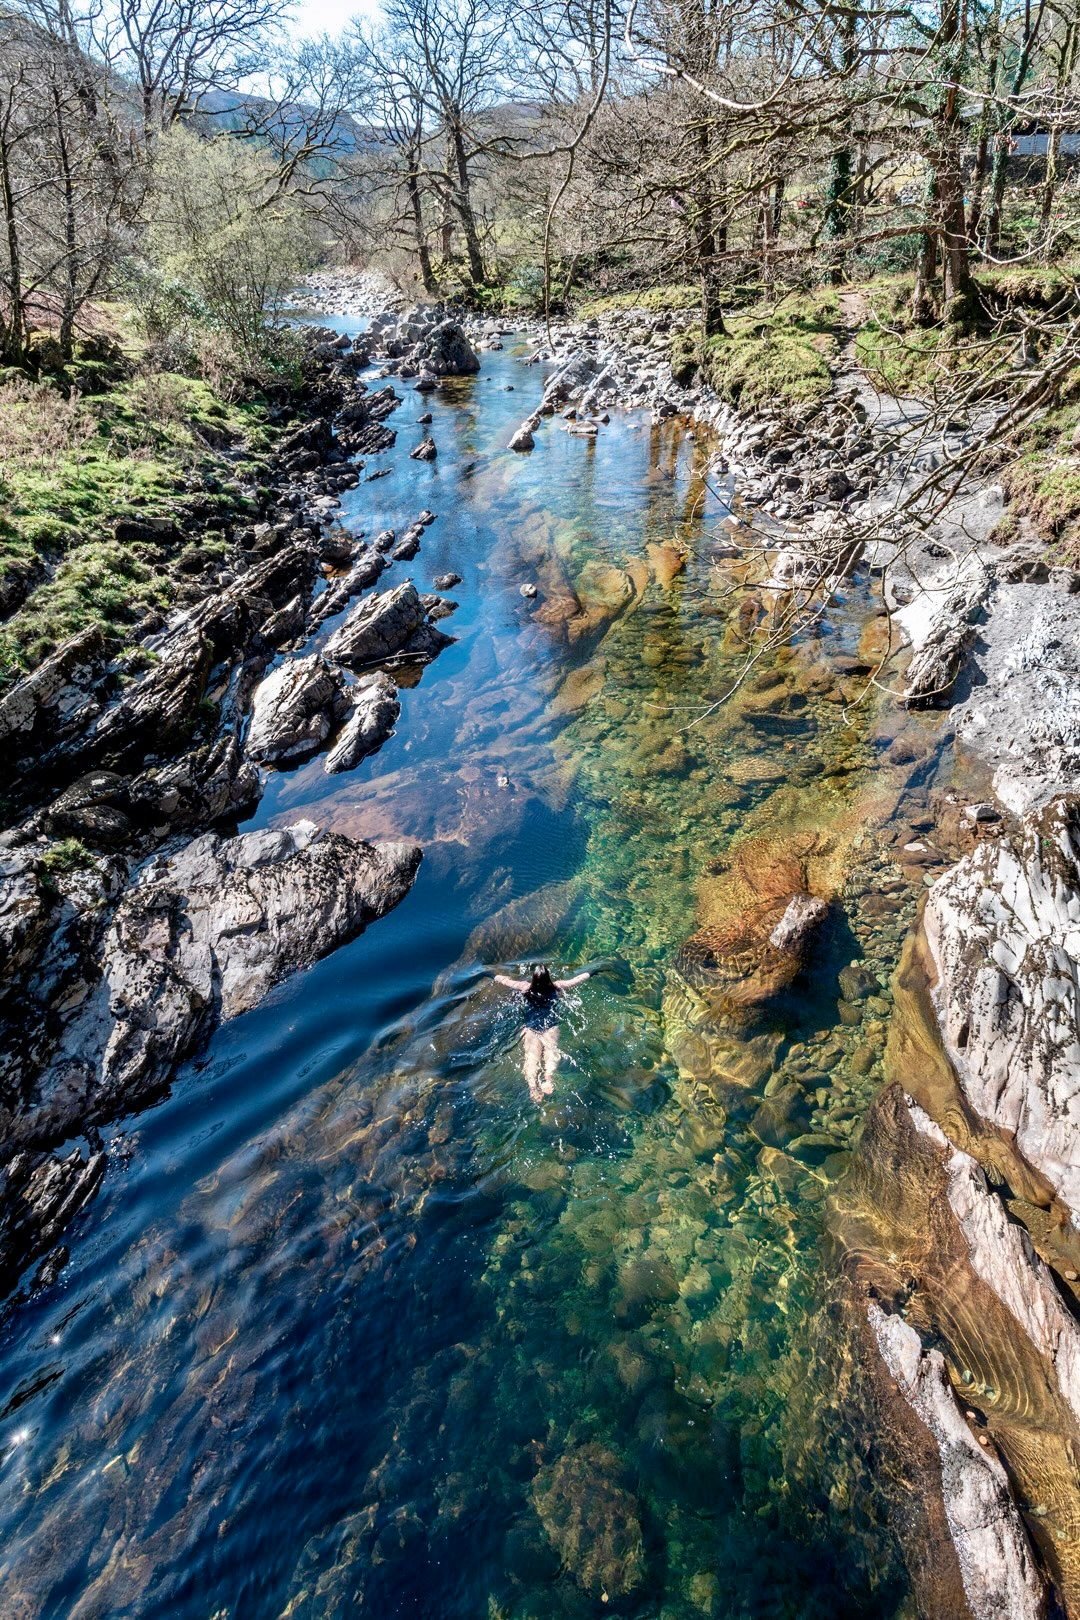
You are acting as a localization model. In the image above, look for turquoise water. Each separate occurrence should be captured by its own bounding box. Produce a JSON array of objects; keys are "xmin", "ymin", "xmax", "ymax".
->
[{"xmin": 0, "ymin": 332, "xmax": 925, "ymax": 1617}]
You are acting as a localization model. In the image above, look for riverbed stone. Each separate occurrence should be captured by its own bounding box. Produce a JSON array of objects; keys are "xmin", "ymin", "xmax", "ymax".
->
[{"xmin": 530, "ymin": 1443, "xmax": 646, "ymax": 1599}]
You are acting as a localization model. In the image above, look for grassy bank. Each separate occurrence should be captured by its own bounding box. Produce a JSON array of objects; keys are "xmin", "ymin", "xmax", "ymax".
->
[
  {"xmin": 854, "ymin": 266, "xmax": 1080, "ymax": 398},
  {"xmin": 699, "ymin": 290, "xmax": 838, "ymax": 413},
  {"xmin": 0, "ymin": 366, "xmax": 275, "ymax": 684}
]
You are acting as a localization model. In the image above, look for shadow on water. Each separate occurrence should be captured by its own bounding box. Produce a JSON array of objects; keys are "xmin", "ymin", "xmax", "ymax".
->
[{"xmin": 0, "ymin": 329, "xmax": 927, "ymax": 1618}]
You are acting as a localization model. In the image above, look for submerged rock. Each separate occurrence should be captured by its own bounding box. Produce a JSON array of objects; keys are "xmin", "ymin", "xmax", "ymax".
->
[
  {"xmin": 675, "ymin": 838, "xmax": 827, "ymax": 1017},
  {"xmin": 530, "ymin": 1442, "xmax": 646, "ymax": 1599},
  {"xmin": 0, "ymin": 1144, "xmax": 106, "ymax": 1298}
]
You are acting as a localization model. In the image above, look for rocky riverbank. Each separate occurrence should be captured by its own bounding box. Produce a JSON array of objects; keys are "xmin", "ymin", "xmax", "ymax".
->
[{"xmin": 0, "ymin": 316, "xmax": 482, "ymax": 1306}]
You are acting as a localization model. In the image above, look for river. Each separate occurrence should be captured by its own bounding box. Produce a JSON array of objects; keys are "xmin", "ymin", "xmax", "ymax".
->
[{"xmin": 0, "ymin": 320, "xmax": 945, "ymax": 1617}]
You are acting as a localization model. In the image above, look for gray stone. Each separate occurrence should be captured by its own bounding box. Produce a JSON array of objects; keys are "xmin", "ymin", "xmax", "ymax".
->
[
  {"xmin": 246, "ymin": 655, "xmax": 351, "ymax": 766},
  {"xmin": 325, "ymin": 673, "xmax": 400, "ymax": 773}
]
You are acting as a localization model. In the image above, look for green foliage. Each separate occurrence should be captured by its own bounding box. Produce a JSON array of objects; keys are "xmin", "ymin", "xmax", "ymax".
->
[
  {"xmin": 37, "ymin": 836, "xmax": 98, "ymax": 896},
  {"xmin": 699, "ymin": 291, "xmax": 838, "ymax": 413},
  {"xmin": 854, "ymin": 269, "xmax": 1078, "ymax": 399},
  {"xmin": 0, "ymin": 365, "xmax": 272, "ymax": 684},
  {"xmin": 142, "ymin": 128, "xmax": 320, "ymax": 361},
  {"xmin": 1000, "ymin": 390, "xmax": 1080, "ymax": 560}
]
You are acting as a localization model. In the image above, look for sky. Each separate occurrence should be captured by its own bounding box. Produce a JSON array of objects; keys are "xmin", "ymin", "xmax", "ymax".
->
[{"xmin": 291, "ymin": 0, "xmax": 381, "ymax": 39}]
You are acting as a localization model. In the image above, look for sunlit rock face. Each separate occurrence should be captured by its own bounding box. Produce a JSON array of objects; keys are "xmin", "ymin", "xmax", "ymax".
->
[
  {"xmin": 869, "ymin": 1303, "xmax": 1048, "ymax": 1620},
  {"xmin": 833, "ymin": 1084, "xmax": 1080, "ymax": 1613},
  {"xmin": 924, "ymin": 794, "xmax": 1080, "ymax": 1222}
]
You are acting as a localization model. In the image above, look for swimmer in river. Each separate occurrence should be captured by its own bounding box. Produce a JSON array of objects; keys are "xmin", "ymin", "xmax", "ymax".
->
[{"xmin": 492, "ymin": 963, "xmax": 592, "ymax": 1104}]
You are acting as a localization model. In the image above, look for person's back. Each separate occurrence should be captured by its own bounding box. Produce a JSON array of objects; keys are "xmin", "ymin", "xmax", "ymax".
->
[{"xmin": 492, "ymin": 962, "xmax": 592, "ymax": 1103}]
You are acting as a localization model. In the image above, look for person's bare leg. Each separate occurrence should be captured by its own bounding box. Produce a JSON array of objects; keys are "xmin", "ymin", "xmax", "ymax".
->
[
  {"xmin": 540, "ymin": 1027, "xmax": 560, "ymax": 1094},
  {"xmin": 522, "ymin": 1030, "xmax": 543, "ymax": 1103}
]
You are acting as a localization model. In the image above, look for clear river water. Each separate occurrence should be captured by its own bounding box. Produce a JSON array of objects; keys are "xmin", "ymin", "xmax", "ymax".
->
[{"xmin": 0, "ymin": 322, "xmax": 946, "ymax": 1618}]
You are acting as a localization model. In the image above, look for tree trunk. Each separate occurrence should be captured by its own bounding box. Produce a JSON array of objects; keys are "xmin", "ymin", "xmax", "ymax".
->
[
  {"xmin": 0, "ymin": 129, "xmax": 25, "ymax": 367},
  {"xmin": 1039, "ymin": 22, "xmax": 1078, "ymax": 250},
  {"xmin": 1038, "ymin": 125, "xmax": 1063, "ymax": 251},
  {"xmin": 911, "ymin": 176, "xmax": 939, "ymax": 326},
  {"xmin": 405, "ymin": 151, "xmax": 436, "ymax": 294},
  {"xmin": 701, "ymin": 267, "xmax": 726, "ymax": 338},
  {"xmin": 941, "ymin": 172, "xmax": 973, "ymax": 310},
  {"xmin": 984, "ymin": 132, "xmax": 1010, "ymax": 255},
  {"xmin": 929, "ymin": 0, "xmax": 973, "ymax": 321},
  {"xmin": 823, "ymin": 7, "xmax": 857, "ymax": 281},
  {"xmin": 450, "ymin": 121, "xmax": 485, "ymax": 286},
  {"xmin": 52, "ymin": 86, "xmax": 79, "ymax": 358},
  {"xmin": 967, "ymin": 3, "xmax": 1002, "ymax": 242}
]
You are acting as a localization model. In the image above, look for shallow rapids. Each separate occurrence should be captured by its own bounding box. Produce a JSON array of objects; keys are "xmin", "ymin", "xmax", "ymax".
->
[{"xmin": 0, "ymin": 326, "xmax": 945, "ymax": 1617}]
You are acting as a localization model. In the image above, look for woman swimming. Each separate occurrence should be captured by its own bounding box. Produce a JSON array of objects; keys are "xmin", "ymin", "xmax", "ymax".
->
[{"xmin": 492, "ymin": 963, "xmax": 592, "ymax": 1104}]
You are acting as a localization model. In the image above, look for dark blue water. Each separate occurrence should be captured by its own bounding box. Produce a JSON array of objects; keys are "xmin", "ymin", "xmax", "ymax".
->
[{"xmin": 0, "ymin": 331, "xmax": 916, "ymax": 1618}]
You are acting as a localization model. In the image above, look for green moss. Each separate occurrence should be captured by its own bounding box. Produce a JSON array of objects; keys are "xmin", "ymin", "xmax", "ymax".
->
[
  {"xmin": 853, "ymin": 268, "xmax": 1079, "ymax": 399},
  {"xmin": 576, "ymin": 283, "xmax": 700, "ymax": 319},
  {"xmin": 0, "ymin": 360, "xmax": 275, "ymax": 685},
  {"xmin": 40, "ymin": 837, "xmax": 94, "ymax": 875},
  {"xmin": 671, "ymin": 330, "xmax": 700, "ymax": 386},
  {"xmin": 699, "ymin": 290, "xmax": 838, "ymax": 414}
]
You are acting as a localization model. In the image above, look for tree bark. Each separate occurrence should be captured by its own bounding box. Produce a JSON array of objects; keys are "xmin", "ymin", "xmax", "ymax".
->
[
  {"xmin": 911, "ymin": 175, "xmax": 939, "ymax": 326},
  {"xmin": 0, "ymin": 126, "xmax": 25, "ymax": 366},
  {"xmin": 405, "ymin": 149, "xmax": 436, "ymax": 294},
  {"xmin": 450, "ymin": 121, "xmax": 485, "ymax": 286}
]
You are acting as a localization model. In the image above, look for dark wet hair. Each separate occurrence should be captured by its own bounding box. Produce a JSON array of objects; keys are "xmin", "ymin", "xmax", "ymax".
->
[{"xmin": 526, "ymin": 964, "xmax": 557, "ymax": 1003}]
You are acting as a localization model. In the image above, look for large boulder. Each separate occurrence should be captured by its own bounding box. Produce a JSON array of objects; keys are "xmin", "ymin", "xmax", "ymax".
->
[
  {"xmin": 35, "ymin": 823, "xmax": 421, "ymax": 1129},
  {"xmin": 323, "ymin": 582, "xmax": 432, "ymax": 668},
  {"xmin": 903, "ymin": 569, "xmax": 991, "ymax": 709},
  {"xmin": 420, "ymin": 319, "xmax": 480, "ymax": 376},
  {"xmin": 246, "ymin": 654, "xmax": 352, "ymax": 766},
  {"xmin": 543, "ymin": 351, "xmax": 600, "ymax": 408},
  {"xmin": 675, "ymin": 837, "xmax": 828, "ymax": 1016}
]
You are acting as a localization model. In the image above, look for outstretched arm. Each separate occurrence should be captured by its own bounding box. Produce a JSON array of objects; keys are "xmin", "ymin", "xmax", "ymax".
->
[
  {"xmin": 493, "ymin": 973, "xmax": 529, "ymax": 990},
  {"xmin": 554, "ymin": 971, "xmax": 590, "ymax": 990}
]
